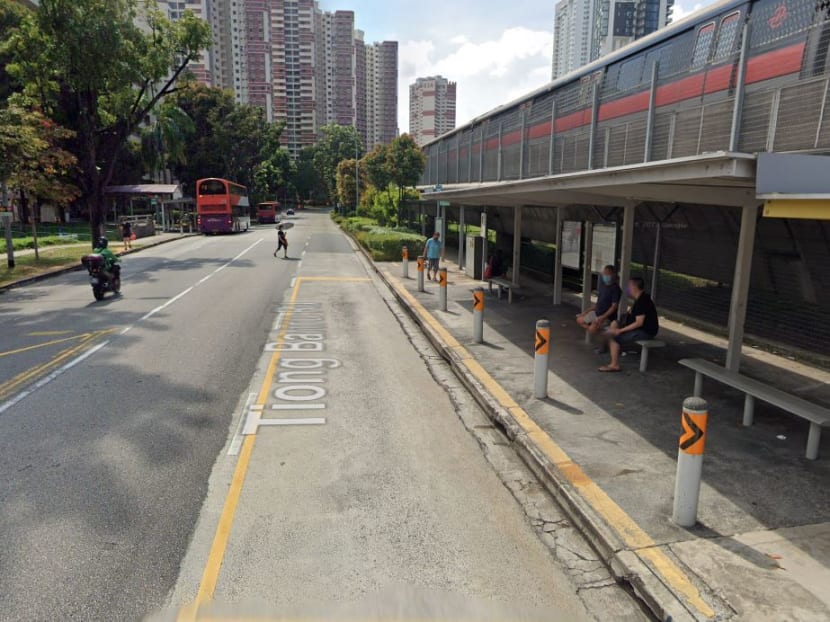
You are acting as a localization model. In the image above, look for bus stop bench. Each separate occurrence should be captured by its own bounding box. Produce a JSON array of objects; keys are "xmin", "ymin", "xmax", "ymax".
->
[
  {"xmin": 679, "ymin": 358, "xmax": 830, "ymax": 460},
  {"xmin": 488, "ymin": 277, "xmax": 519, "ymax": 303},
  {"xmin": 635, "ymin": 339, "xmax": 665, "ymax": 372}
]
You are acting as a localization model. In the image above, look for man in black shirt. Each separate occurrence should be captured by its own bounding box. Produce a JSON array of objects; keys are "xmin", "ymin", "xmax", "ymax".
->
[{"xmin": 599, "ymin": 276, "xmax": 659, "ymax": 372}]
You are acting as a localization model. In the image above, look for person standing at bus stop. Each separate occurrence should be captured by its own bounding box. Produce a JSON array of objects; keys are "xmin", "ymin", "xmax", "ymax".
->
[
  {"xmin": 121, "ymin": 219, "xmax": 133, "ymax": 251},
  {"xmin": 274, "ymin": 224, "xmax": 289, "ymax": 259},
  {"xmin": 423, "ymin": 231, "xmax": 443, "ymax": 282}
]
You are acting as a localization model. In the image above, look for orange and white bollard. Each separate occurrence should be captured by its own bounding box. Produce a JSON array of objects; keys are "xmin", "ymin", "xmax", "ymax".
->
[
  {"xmin": 402, "ymin": 246, "xmax": 409, "ymax": 278},
  {"xmin": 417, "ymin": 256, "xmax": 425, "ymax": 292},
  {"xmin": 439, "ymin": 268, "xmax": 448, "ymax": 311},
  {"xmin": 473, "ymin": 287, "xmax": 485, "ymax": 343},
  {"xmin": 534, "ymin": 320, "xmax": 550, "ymax": 399},
  {"xmin": 672, "ymin": 397, "xmax": 709, "ymax": 527}
]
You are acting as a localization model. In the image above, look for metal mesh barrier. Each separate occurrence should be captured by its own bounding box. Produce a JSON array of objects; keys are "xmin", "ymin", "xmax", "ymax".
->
[
  {"xmin": 773, "ymin": 78, "xmax": 827, "ymax": 151},
  {"xmin": 698, "ymin": 99, "xmax": 734, "ymax": 154},
  {"xmin": 738, "ymin": 90, "xmax": 774, "ymax": 152}
]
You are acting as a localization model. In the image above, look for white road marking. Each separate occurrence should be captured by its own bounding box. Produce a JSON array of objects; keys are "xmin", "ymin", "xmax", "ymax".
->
[
  {"xmin": 140, "ymin": 287, "xmax": 194, "ymax": 321},
  {"xmin": 0, "ymin": 341, "xmax": 110, "ymax": 415},
  {"xmin": 228, "ymin": 392, "xmax": 257, "ymax": 456},
  {"xmin": 3, "ymin": 238, "xmax": 267, "ymax": 413},
  {"xmin": 259, "ymin": 418, "xmax": 326, "ymax": 426}
]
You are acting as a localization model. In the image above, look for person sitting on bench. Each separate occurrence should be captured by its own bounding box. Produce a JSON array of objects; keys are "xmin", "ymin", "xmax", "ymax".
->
[
  {"xmin": 599, "ymin": 276, "xmax": 659, "ymax": 373},
  {"xmin": 484, "ymin": 249, "xmax": 505, "ymax": 280},
  {"xmin": 576, "ymin": 264, "xmax": 621, "ymax": 342}
]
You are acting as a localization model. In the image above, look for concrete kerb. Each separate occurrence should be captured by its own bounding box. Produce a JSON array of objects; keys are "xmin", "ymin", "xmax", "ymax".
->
[
  {"xmin": 0, "ymin": 233, "xmax": 198, "ymax": 294},
  {"xmin": 343, "ymin": 229, "xmax": 713, "ymax": 622}
]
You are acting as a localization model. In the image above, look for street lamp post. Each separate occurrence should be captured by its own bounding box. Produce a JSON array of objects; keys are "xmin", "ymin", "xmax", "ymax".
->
[{"xmin": 355, "ymin": 142, "xmax": 360, "ymax": 215}]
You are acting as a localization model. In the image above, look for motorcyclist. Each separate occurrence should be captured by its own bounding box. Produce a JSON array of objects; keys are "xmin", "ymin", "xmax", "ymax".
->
[{"xmin": 93, "ymin": 237, "xmax": 120, "ymax": 285}]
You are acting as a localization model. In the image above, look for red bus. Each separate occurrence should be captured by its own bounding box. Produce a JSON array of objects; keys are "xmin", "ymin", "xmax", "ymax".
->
[
  {"xmin": 196, "ymin": 178, "xmax": 251, "ymax": 234},
  {"xmin": 256, "ymin": 201, "xmax": 281, "ymax": 224}
]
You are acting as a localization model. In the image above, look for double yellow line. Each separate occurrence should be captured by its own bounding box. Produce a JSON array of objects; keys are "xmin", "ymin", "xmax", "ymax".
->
[{"xmin": 0, "ymin": 330, "xmax": 113, "ymax": 401}]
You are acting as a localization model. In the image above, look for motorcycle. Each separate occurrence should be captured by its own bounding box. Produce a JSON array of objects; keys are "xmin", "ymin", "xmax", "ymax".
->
[{"xmin": 81, "ymin": 254, "xmax": 121, "ymax": 301}]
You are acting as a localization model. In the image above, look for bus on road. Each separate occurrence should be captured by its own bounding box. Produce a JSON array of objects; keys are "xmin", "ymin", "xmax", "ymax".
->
[
  {"xmin": 256, "ymin": 201, "xmax": 281, "ymax": 224},
  {"xmin": 196, "ymin": 178, "xmax": 251, "ymax": 234}
]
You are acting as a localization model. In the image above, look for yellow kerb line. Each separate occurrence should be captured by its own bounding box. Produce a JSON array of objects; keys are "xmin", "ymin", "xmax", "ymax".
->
[
  {"xmin": 184, "ymin": 276, "xmax": 359, "ymax": 619},
  {"xmin": 384, "ymin": 271, "xmax": 715, "ymax": 619}
]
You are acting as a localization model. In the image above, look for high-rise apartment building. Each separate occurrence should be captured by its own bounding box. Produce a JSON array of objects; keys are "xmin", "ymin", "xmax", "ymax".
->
[
  {"xmin": 157, "ymin": 1, "xmax": 213, "ymax": 85},
  {"xmin": 409, "ymin": 76, "xmax": 456, "ymax": 147},
  {"xmin": 552, "ymin": 0, "xmax": 673, "ymax": 78},
  {"xmin": 367, "ymin": 41, "xmax": 399, "ymax": 147},
  {"xmin": 196, "ymin": 0, "xmax": 398, "ymax": 156}
]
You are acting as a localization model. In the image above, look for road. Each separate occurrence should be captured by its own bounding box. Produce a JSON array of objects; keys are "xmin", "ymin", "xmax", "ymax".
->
[{"xmin": 0, "ymin": 211, "xmax": 640, "ymax": 621}]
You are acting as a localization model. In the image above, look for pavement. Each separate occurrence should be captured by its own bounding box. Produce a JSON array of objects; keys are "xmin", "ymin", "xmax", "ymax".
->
[
  {"xmin": 0, "ymin": 212, "xmax": 648, "ymax": 621},
  {"xmin": 159, "ymin": 212, "xmax": 647, "ymax": 621},
  {"xmin": 370, "ymin": 257, "xmax": 830, "ymax": 622}
]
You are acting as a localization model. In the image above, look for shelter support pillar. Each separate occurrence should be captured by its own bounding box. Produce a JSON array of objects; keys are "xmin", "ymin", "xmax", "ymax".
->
[
  {"xmin": 618, "ymin": 204, "xmax": 635, "ymax": 321},
  {"xmin": 553, "ymin": 207, "xmax": 564, "ymax": 305},
  {"xmin": 458, "ymin": 206, "xmax": 466, "ymax": 269},
  {"xmin": 512, "ymin": 206, "xmax": 522, "ymax": 287},
  {"xmin": 726, "ymin": 205, "xmax": 759, "ymax": 372},
  {"xmin": 582, "ymin": 222, "xmax": 594, "ymax": 313}
]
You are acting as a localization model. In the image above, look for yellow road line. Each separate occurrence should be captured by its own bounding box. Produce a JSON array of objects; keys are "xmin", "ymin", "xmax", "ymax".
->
[
  {"xmin": 0, "ymin": 338, "xmax": 96, "ymax": 399},
  {"xmin": 295, "ymin": 276, "xmax": 370, "ymax": 282},
  {"xmin": 0, "ymin": 333, "xmax": 95, "ymax": 358},
  {"xmin": 26, "ymin": 330, "xmax": 75, "ymax": 337},
  {"xmin": 384, "ymin": 271, "xmax": 715, "ymax": 619},
  {"xmin": 187, "ymin": 278, "xmax": 303, "ymax": 616}
]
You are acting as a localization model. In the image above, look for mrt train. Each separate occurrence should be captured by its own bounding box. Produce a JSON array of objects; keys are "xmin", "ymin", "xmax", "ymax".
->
[{"xmin": 423, "ymin": 0, "xmax": 830, "ymax": 184}]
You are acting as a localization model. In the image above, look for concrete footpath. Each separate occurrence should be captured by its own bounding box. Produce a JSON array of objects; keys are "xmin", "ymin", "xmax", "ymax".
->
[{"xmin": 375, "ymin": 259, "xmax": 830, "ymax": 622}]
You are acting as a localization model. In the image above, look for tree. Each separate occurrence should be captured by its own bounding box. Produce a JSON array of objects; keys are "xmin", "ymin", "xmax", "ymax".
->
[
  {"xmin": 313, "ymin": 124, "xmax": 363, "ymax": 204},
  {"xmin": 336, "ymin": 159, "xmax": 367, "ymax": 211},
  {"xmin": 362, "ymin": 143, "xmax": 393, "ymax": 203},
  {"xmin": 140, "ymin": 101, "xmax": 195, "ymax": 182},
  {"xmin": 0, "ymin": 0, "xmax": 28, "ymax": 104},
  {"xmin": 386, "ymin": 134, "xmax": 426, "ymax": 224},
  {"xmin": 3, "ymin": 0, "xmax": 212, "ymax": 245},
  {"xmin": 294, "ymin": 147, "xmax": 325, "ymax": 203},
  {"xmin": 0, "ymin": 98, "xmax": 79, "ymax": 256}
]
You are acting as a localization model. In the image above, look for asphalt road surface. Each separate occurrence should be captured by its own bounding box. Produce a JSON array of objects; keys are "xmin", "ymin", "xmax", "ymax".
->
[{"xmin": 0, "ymin": 211, "xmax": 640, "ymax": 621}]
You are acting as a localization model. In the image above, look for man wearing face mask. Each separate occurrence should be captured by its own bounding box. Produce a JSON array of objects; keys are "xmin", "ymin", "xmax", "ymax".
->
[
  {"xmin": 576, "ymin": 265, "xmax": 622, "ymax": 342},
  {"xmin": 600, "ymin": 276, "xmax": 659, "ymax": 372}
]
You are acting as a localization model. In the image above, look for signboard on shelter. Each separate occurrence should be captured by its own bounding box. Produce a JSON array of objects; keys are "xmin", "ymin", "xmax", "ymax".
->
[{"xmin": 591, "ymin": 224, "xmax": 617, "ymax": 273}]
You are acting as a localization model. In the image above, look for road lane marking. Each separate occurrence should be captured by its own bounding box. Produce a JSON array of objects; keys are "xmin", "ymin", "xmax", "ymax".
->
[
  {"xmin": 1, "ymin": 240, "xmax": 265, "ymax": 413},
  {"xmin": 140, "ymin": 287, "xmax": 194, "ymax": 321},
  {"xmin": 194, "ymin": 239, "xmax": 264, "ymax": 287},
  {"xmin": 0, "ymin": 333, "xmax": 99, "ymax": 358},
  {"xmin": 0, "ymin": 341, "xmax": 109, "ymax": 415},
  {"xmin": 25, "ymin": 330, "xmax": 74, "ymax": 337},
  {"xmin": 189, "ymin": 277, "xmax": 302, "ymax": 612},
  {"xmin": 384, "ymin": 271, "xmax": 716, "ymax": 620},
  {"xmin": 228, "ymin": 392, "xmax": 257, "ymax": 456}
]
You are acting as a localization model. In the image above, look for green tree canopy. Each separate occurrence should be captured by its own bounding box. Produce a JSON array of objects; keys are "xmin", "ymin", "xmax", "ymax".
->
[
  {"xmin": 2, "ymin": 0, "xmax": 212, "ymax": 243},
  {"xmin": 313, "ymin": 124, "xmax": 363, "ymax": 204}
]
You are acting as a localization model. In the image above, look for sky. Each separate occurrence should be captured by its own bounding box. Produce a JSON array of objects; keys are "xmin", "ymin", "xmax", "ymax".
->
[{"xmin": 319, "ymin": 0, "xmax": 713, "ymax": 134}]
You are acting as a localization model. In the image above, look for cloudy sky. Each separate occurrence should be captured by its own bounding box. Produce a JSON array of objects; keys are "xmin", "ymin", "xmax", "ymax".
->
[{"xmin": 320, "ymin": 0, "xmax": 713, "ymax": 133}]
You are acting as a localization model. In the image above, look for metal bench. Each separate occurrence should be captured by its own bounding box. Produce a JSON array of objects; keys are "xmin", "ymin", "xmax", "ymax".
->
[
  {"xmin": 488, "ymin": 277, "xmax": 519, "ymax": 303},
  {"xmin": 635, "ymin": 339, "xmax": 666, "ymax": 372},
  {"xmin": 679, "ymin": 358, "xmax": 830, "ymax": 460}
]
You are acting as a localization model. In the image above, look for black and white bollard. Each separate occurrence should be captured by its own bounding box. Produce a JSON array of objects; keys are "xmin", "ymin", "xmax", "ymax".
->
[
  {"xmin": 417, "ymin": 256, "xmax": 425, "ymax": 292},
  {"xmin": 534, "ymin": 320, "xmax": 550, "ymax": 399},
  {"xmin": 672, "ymin": 397, "xmax": 709, "ymax": 527},
  {"xmin": 473, "ymin": 287, "xmax": 484, "ymax": 343},
  {"xmin": 439, "ymin": 268, "xmax": 448, "ymax": 312},
  {"xmin": 402, "ymin": 246, "xmax": 409, "ymax": 278}
]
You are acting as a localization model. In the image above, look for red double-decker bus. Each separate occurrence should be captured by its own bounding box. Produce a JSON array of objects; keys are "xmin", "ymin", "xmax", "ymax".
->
[
  {"xmin": 256, "ymin": 201, "xmax": 281, "ymax": 224},
  {"xmin": 196, "ymin": 178, "xmax": 251, "ymax": 234}
]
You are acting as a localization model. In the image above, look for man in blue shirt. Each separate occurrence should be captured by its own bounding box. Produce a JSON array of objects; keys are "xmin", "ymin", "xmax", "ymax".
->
[
  {"xmin": 423, "ymin": 232, "xmax": 443, "ymax": 282},
  {"xmin": 576, "ymin": 264, "xmax": 622, "ymax": 338}
]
